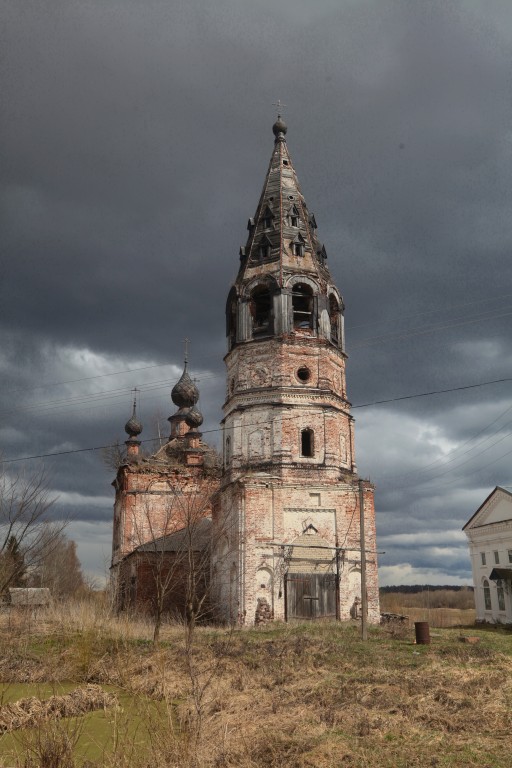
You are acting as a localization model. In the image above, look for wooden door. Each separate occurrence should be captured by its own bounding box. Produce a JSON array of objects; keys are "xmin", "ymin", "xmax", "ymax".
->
[{"xmin": 285, "ymin": 573, "xmax": 337, "ymax": 620}]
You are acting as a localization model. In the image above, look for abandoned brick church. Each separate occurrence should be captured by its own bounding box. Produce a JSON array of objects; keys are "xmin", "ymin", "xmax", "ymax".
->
[{"xmin": 110, "ymin": 117, "xmax": 380, "ymax": 625}]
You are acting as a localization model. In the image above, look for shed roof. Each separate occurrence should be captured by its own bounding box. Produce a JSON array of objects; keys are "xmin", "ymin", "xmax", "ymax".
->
[{"xmin": 134, "ymin": 518, "xmax": 212, "ymax": 554}]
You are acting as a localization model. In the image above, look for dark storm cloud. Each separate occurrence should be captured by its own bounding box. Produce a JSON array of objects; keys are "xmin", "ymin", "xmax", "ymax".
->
[{"xmin": 1, "ymin": 0, "xmax": 512, "ymax": 579}]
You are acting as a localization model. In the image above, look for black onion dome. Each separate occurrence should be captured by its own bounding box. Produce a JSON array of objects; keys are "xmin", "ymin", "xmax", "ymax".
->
[
  {"xmin": 272, "ymin": 116, "xmax": 287, "ymax": 138},
  {"xmin": 185, "ymin": 405, "xmax": 203, "ymax": 430},
  {"xmin": 171, "ymin": 367, "xmax": 199, "ymax": 408},
  {"xmin": 125, "ymin": 412, "xmax": 142, "ymax": 438}
]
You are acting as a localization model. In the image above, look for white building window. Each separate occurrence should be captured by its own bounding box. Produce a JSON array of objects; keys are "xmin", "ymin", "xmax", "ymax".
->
[
  {"xmin": 497, "ymin": 582, "xmax": 506, "ymax": 612},
  {"xmin": 483, "ymin": 579, "xmax": 492, "ymax": 611},
  {"xmin": 481, "ymin": 552, "xmax": 486, "ymax": 566},
  {"xmin": 494, "ymin": 551, "xmax": 500, "ymax": 564},
  {"xmin": 508, "ymin": 549, "xmax": 512, "ymax": 564}
]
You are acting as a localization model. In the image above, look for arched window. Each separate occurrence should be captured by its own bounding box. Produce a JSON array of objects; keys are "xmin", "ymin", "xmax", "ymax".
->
[
  {"xmin": 301, "ymin": 428, "xmax": 314, "ymax": 457},
  {"xmin": 292, "ymin": 283, "xmax": 313, "ymax": 329},
  {"xmin": 225, "ymin": 436, "xmax": 231, "ymax": 466},
  {"xmin": 261, "ymin": 206, "xmax": 274, "ymax": 230},
  {"xmin": 329, "ymin": 294, "xmax": 340, "ymax": 344},
  {"xmin": 291, "ymin": 233, "xmax": 305, "ymax": 257},
  {"xmin": 259, "ymin": 235, "xmax": 272, "ymax": 260},
  {"xmin": 225, "ymin": 288, "xmax": 238, "ymax": 348},
  {"xmin": 228, "ymin": 300, "xmax": 237, "ymax": 346},
  {"xmin": 288, "ymin": 205, "xmax": 300, "ymax": 227},
  {"xmin": 497, "ymin": 581, "xmax": 505, "ymax": 611},
  {"xmin": 250, "ymin": 286, "xmax": 272, "ymax": 335},
  {"xmin": 483, "ymin": 579, "xmax": 492, "ymax": 611}
]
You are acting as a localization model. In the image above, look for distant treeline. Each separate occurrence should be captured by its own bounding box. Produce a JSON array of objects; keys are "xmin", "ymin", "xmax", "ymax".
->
[{"xmin": 380, "ymin": 585, "xmax": 474, "ymax": 594}]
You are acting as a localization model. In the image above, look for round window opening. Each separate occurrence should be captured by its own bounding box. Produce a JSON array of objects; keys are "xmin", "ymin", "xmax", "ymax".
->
[{"xmin": 297, "ymin": 366, "xmax": 311, "ymax": 382}]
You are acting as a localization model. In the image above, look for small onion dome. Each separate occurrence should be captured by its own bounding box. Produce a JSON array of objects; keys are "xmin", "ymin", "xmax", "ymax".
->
[
  {"xmin": 272, "ymin": 116, "xmax": 287, "ymax": 138},
  {"xmin": 171, "ymin": 367, "xmax": 199, "ymax": 408},
  {"xmin": 125, "ymin": 412, "xmax": 142, "ymax": 438},
  {"xmin": 185, "ymin": 405, "xmax": 203, "ymax": 430}
]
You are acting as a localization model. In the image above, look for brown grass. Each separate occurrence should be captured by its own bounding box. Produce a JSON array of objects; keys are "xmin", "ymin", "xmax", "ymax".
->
[
  {"xmin": 380, "ymin": 589, "xmax": 476, "ymax": 627},
  {"xmin": 0, "ymin": 685, "xmax": 116, "ymax": 733},
  {"xmin": 0, "ymin": 600, "xmax": 510, "ymax": 767}
]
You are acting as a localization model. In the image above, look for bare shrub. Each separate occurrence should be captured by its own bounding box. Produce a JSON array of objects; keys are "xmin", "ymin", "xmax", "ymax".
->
[
  {"xmin": 0, "ymin": 466, "xmax": 66, "ymax": 595},
  {"xmin": 17, "ymin": 718, "xmax": 82, "ymax": 768}
]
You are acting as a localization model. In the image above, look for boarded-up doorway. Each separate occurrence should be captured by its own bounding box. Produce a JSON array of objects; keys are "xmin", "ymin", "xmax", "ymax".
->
[
  {"xmin": 285, "ymin": 573, "xmax": 337, "ymax": 620},
  {"xmin": 284, "ymin": 528, "xmax": 338, "ymax": 621}
]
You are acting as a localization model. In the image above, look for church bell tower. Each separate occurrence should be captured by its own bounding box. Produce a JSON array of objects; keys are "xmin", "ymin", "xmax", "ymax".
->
[{"xmin": 213, "ymin": 116, "xmax": 379, "ymax": 625}]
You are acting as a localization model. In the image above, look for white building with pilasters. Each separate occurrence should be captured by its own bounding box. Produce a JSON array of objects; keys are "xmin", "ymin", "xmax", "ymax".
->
[{"xmin": 463, "ymin": 486, "xmax": 512, "ymax": 625}]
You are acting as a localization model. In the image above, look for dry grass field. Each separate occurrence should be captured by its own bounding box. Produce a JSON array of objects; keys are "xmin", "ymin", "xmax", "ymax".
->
[
  {"xmin": 380, "ymin": 588, "xmax": 476, "ymax": 628},
  {"xmin": 0, "ymin": 598, "xmax": 510, "ymax": 767}
]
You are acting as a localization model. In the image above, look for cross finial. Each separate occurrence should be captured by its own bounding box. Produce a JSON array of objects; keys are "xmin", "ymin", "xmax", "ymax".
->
[
  {"xmin": 132, "ymin": 387, "xmax": 139, "ymax": 414},
  {"xmin": 183, "ymin": 338, "xmax": 189, "ymax": 366},
  {"xmin": 272, "ymin": 99, "xmax": 287, "ymax": 118}
]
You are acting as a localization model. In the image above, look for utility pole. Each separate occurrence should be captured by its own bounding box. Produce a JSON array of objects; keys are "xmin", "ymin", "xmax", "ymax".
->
[{"xmin": 359, "ymin": 479, "xmax": 368, "ymax": 641}]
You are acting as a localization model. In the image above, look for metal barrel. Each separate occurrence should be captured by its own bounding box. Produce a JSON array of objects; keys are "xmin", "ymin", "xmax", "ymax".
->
[{"xmin": 414, "ymin": 621, "xmax": 430, "ymax": 645}]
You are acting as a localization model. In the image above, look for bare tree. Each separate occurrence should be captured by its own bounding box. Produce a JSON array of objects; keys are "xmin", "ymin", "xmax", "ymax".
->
[
  {"xmin": 132, "ymin": 473, "xmax": 220, "ymax": 645},
  {"xmin": 0, "ymin": 465, "xmax": 66, "ymax": 595},
  {"xmin": 100, "ymin": 441, "xmax": 127, "ymax": 472},
  {"xmin": 112, "ymin": 446, "xmax": 237, "ymax": 645},
  {"xmin": 28, "ymin": 530, "xmax": 85, "ymax": 598},
  {"xmin": 101, "ymin": 440, "xmax": 154, "ymax": 472}
]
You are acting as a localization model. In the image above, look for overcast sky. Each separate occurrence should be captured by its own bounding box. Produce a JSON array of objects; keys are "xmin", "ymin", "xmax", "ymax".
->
[{"xmin": 2, "ymin": 0, "xmax": 512, "ymax": 587}]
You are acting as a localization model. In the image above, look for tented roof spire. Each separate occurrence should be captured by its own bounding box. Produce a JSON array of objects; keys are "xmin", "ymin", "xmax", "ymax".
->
[{"xmin": 236, "ymin": 117, "xmax": 330, "ymax": 288}]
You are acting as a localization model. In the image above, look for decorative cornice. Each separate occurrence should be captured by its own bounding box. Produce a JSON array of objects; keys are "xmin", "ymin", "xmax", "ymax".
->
[
  {"xmin": 284, "ymin": 507, "xmax": 336, "ymax": 515},
  {"xmin": 223, "ymin": 390, "xmax": 350, "ymax": 416},
  {"xmin": 465, "ymin": 519, "xmax": 512, "ymax": 536}
]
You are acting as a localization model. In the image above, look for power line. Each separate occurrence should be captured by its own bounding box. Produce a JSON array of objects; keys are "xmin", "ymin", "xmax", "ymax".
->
[
  {"xmin": 378, "ymin": 403, "xmax": 512, "ymax": 485},
  {"xmin": 2, "ymin": 299, "xmax": 509, "ymax": 425},
  {"xmin": 0, "ymin": 372, "xmax": 219, "ymax": 419},
  {"xmin": 390, "ymin": 442, "xmax": 512, "ymax": 494},
  {"xmin": 368, "ymin": 396, "xmax": 512, "ymax": 489},
  {"xmin": 2, "ymin": 362, "xmax": 179, "ymax": 397},
  {"xmin": 2, "ymin": 374, "xmax": 509, "ymax": 466},
  {"xmin": 3, "ymin": 337, "xmax": 510, "ymax": 425},
  {"xmin": 350, "ymin": 309, "xmax": 512, "ymax": 350},
  {"xmin": 3, "ymin": 288, "xmax": 510, "ymax": 409},
  {"xmin": 351, "ymin": 376, "xmax": 512, "ymax": 409},
  {"xmin": 348, "ymin": 290, "xmax": 512, "ymax": 332}
]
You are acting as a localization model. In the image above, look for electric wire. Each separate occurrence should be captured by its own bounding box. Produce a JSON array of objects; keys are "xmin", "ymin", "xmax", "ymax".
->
[
  {"xmin": 350, "ymin": 308, "xmax": 512, "ymax": 350},
  {"xmin": 1, "ymin": 374, "xmax": 510, "ymax": 466},
  {"xmin": 348, "ymin": 291, "xmax": 512, "ymax": 331},
  {"xmin": 377, "ymin": 429, "xmax": 512, "ymax": 489},
  {"xmin": 2, "ymin": 362, "xmax": 179, "ymax": 397},
  {"xmin": 391, "ymin": 442, "xmax": 512, "ymax": 493},
  {"xmin": 351, "ymin": 376, "xmax": 512, "ymax": 409},
  {"xmin": 1, "ymin": 286, "xmax": 510, "ymax": 416},
  {"xmin": 384, "ymin": 401, "xmax": 512, "ymax": 481}
]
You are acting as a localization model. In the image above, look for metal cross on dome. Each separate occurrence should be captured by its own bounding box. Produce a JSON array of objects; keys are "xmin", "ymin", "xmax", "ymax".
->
[
  {"xmin": 183, "ymin": 337, "xmax": 189, "ymax": 365},
  {"xmin": 131, "ymin": 387, "xmax": 140, "ymax": 415},
  {"xmin": 272, "ymin": 99, "xmax": 287, "ymax": 118}
]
